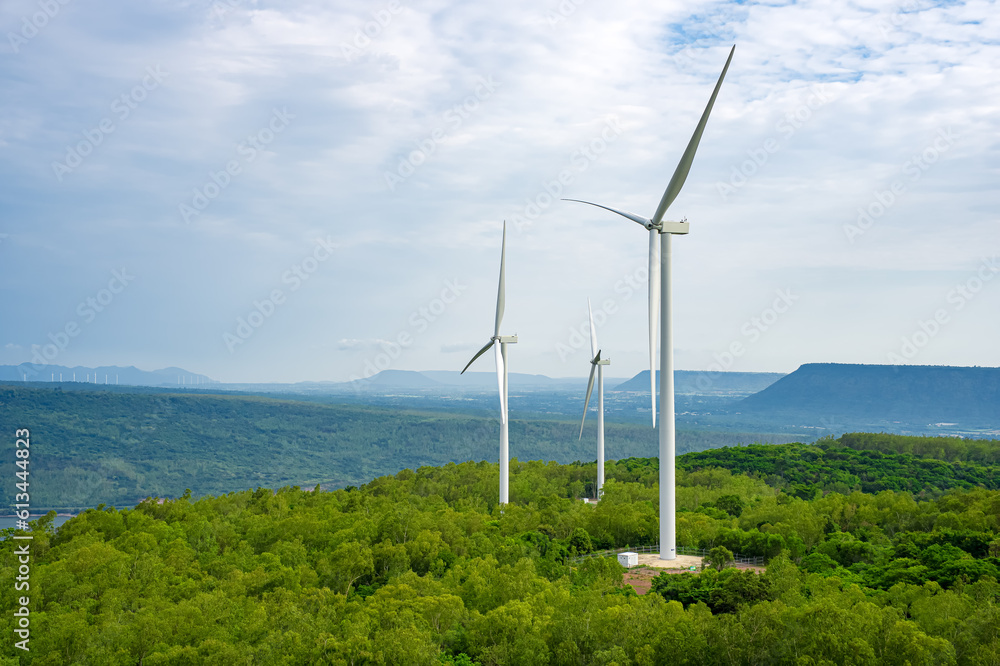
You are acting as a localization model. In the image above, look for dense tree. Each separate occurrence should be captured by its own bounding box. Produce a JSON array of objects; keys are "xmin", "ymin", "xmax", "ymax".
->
[
  {"xmin": 706, "ymin": 546, "xmax": 734, "ymax": 571},
  {"xmin": 838, "ymin": 432, "xmax": 1000, "ymax": 464},
  {"xmin": 680, "ymin": 441, "xmax": 1000, "ymax": 496},
  {"xmin": 3, "ymin": 444, "xmax": 1000, "ymax": 663}
]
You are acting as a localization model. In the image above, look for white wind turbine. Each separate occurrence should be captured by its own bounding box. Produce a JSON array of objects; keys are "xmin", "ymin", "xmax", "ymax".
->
[
  {"xmin": 566, "ymin": 45, "xmax": 735, "ymax": 559},
  {"xmin": 461, "ymin": 222, "xmax": 517, "ymax": 505},
  {"xmin": 578, "ymin": 299, "xmax": 610, "ymax": 499}
]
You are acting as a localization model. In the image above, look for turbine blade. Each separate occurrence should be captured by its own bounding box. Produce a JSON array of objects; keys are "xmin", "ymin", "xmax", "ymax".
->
[
  {"xmin": 648, "ymin": 229, "xmax": 660, "ymax": 428},
  {"xmin": 563, "ymin": 199, "xmax": 651, "ymax": 228},
  {"xmin": 494, "ymin": 339, "xmax": 506, "ymax": 424},
  {"xmin": 579, "ymin": 359, "xmax": 598, "ymax": 439},
  {"xmin": 494, "ymin": 222, "xmax": 506, "ymax": 338},
  {"xmin": 588, "ymin": 298, "xmax": 598, "ymax": 358},
  {"xmin": 651, "ymin": 45, "xmax": 735, "ymax": 225},
  {"xmin": 462, "ymin": 340, "xmax": 494, "ymax": 374}
]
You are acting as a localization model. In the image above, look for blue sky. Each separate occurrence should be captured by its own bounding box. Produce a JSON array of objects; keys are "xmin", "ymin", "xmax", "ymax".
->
[{"xmin": 1, "ymin": 0, "xmax": 997, "ymax": 382}]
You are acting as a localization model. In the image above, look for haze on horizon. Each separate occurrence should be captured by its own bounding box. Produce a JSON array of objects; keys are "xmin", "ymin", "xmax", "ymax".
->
[{"xmin": 1, "ymin": 0, "xmax": 997, "ymax": 384}]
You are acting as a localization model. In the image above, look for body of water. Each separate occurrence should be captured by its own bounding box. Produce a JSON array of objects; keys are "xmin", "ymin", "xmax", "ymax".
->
[{"xmin": 0, "ymin": 514, "xmax": 76, "ymax": 531}]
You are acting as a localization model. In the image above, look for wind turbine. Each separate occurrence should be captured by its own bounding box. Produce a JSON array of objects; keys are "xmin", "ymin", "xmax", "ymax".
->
[
  {"xmin": 565, "ymin": 45, "xmax": 735, "ymax": 559},
  {"xmin": 461, "ymin": 222, "xmax": 517, "ymax": 506},
  {"xmin": 578, "ymin": 299, "xmax": 610, "ymax": 499}
]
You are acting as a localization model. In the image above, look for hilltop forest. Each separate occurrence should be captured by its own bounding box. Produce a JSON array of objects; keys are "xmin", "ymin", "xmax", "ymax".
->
[{"xmin": 3, "ymin": 433, "xmax": 999, "ymax": 664}]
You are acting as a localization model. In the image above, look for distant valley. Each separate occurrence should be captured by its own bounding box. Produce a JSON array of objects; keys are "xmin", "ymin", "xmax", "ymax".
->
[
  {"xmin": 5, "ymin": 362, "xmax": 999, "ymax": 440},
  {"xmin": 0, "ymin": 384, "xmax": 801, "ymax": 511},
  {"xmin": 3, "ymin": 361, "xmax": 998, "ymax": 510}
]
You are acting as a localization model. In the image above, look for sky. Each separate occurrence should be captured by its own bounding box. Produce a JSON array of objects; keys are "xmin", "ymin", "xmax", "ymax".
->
[{"xmin": 1, "ymin": 0, "xmax": 997, "ymax": 383}]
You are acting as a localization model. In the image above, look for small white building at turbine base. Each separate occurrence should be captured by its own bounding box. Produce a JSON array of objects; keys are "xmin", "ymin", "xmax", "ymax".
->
[{"xmin": 618, "ymin": 552, "xmax": 638, "ymax": 568}]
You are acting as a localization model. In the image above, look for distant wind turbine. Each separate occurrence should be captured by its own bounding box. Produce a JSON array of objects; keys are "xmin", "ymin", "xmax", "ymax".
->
[
  {"xmin": 462, "ymin": 222, "xmax": 517, "ymax": 505},
  {"xmin": 578, "ymin": 299, "xmax": 611, "ymax": 499},
  {"xmin": 565, "ymin": 45, "xmax": 735, "ymax": 559}
]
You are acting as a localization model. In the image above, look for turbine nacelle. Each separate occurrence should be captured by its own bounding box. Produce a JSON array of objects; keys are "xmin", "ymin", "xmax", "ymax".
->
[
  {"xmin": 462, "ymin": 333, "xmax": 519, "ymax": 372},
  {"xmin": 660, "ymin": 220, "xmax": 690, "ymax": 235},
  {"xmin": 589, "ymin": 352, "xmax": 611, "ymax": 366}
]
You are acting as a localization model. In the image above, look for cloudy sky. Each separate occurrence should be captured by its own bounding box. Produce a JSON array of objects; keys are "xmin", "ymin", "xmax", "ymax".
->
[{"xmin": 1, "ymin": 0, "xmax": 997, "ymax": 383}]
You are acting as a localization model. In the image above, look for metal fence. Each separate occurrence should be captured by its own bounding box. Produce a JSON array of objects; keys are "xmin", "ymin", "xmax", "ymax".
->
[{"xmin": 569, "ymin": 544, "xmax": 765, "ymax": 567}]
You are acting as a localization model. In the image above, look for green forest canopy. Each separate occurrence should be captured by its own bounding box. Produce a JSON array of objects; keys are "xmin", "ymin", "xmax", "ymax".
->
[
  {"xmin": 677, "ymin": 435, "xmax": 1000, "ymax": 498},
  {"xmin": 3, "ymin": 435, "xmax": 999, "ymax": 664}
]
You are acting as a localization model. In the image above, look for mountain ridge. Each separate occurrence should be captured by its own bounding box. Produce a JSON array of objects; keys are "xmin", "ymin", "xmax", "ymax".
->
[
  {"xmin": 0, "ymin": 363, "xmax": 212, "ymax": 386},
  {"xmin": 614, "ymin": 370, "xmax": 786, "ymax": 395},
  {"xmin": 739, "ymin": 362, "xmax": 1000, "ymax": 425}
]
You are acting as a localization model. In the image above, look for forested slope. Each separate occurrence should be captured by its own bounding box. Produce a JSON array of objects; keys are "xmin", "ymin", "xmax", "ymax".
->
[
  {"xmin": 0, "ymin": 385, "xmax": 797, "ymax": 509},
  {"xmin": 678, "ymin": 436, "xmax": 1000, "ymax": 497},
  {"xmin": 838, "ymin": 432, "xmax": 1000, "ymax": 463}
]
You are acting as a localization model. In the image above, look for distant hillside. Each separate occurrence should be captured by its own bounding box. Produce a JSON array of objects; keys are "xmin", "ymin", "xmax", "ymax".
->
[
  {"xmin": 420, "ymin": 371, "xmax": 593, "ymax": 390},
  {"xmin": 614, "ymin": 370, "xmax": 786, "ymax": 395},
  {"xmin": 838, "ymin": 432, "xmax": 1000, "ymax": 464},
  {"xmin": 0, "ymin": 384, "xmax": 802, "ymax": 510},
  {"xmin": 0, "ymin": 363, "xmax": 212, "ymax": 387},
  {"xmin": 679, "ymin": 439, "xmax": 1000, "ymax": 496},
  {"xmin": 353, "ymin": 371, "xmax": 606, "ymax": 391},
  {"xmin": 740, "ymin": 363, "xmax": 1000, "ymax": 426},
  {"xmin": 351, "ymin": 369, "xmax": 444, "ymax": 389}
]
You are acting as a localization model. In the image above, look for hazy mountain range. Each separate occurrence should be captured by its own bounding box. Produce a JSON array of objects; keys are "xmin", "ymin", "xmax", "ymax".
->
[
  {"xmin": 0, "ymin": 364, "xmax": 212, "ymax": 386},
  {"xmin": 0, "ymin": 364, "xmax": 785, "ymax": 395},
  {"xmin": 346, "ymin": 369, "xmax": 787, "ymax": 395},
  {"xmin": 4, "ymin": 362, "xmax": 998, "ymax": 437}
]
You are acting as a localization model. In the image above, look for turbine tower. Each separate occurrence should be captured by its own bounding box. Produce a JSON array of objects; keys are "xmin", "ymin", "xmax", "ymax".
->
[
  {"xmin": 462, "ymin": 222, "xmax": 517, "ymax": 505},
  {"xmin": 566, "ymin": 45, "xmax": 734, "ymax": 559},
  {"xmin": 578, "ymin": 299, "xmax": 610, "ymax": 499}
]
